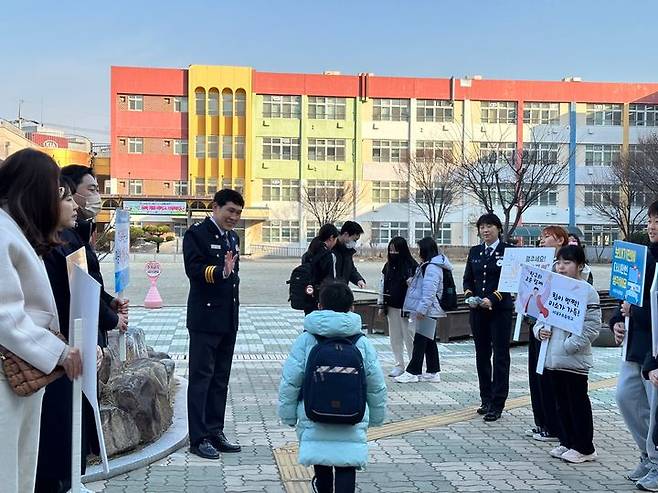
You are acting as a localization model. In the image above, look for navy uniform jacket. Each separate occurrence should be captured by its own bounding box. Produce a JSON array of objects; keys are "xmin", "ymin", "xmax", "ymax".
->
[
  {"xmin": 463, "ymin": 242, "xmax": 513, "ymax": 310},
  {"xmin": 183, "ymin": 217, "xmax": 240, "ymax": 334}
]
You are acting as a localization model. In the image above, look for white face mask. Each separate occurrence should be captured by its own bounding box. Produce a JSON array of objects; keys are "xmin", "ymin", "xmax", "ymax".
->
[
  {"xmin": 77, "ymin": 192, "xmax": 102, "ymax": 216},
  {"xmin": 345, "ymin": 240, "xmax": 357, "ymax": 249}
]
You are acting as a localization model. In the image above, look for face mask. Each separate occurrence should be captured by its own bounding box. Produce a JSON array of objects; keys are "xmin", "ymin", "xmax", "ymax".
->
[
  {"xmin": 77, "ymin": 192, "xmax": 102, "ymax": 216},
  {"xmin": 345, "ymin": 240, "xmax": 357, "ymax": 249}
]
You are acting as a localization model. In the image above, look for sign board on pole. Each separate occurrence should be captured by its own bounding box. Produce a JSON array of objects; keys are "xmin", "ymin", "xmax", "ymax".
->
[
  {"xmin": 114, "ymin": 209, "xmax": 131, "ymax": 294},
  {"xmin": 610, "ymin": 240, "xmax": 648, "ymax": 307},
  {"xmin": 498, "ymin": 247, "xmax": 555, "ymax": 293}
]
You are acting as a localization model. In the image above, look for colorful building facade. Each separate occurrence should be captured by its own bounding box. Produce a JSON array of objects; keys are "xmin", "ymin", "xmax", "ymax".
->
[{"xmin": 110, "ymin": 65, "xmax": 658, "ymax": 249}]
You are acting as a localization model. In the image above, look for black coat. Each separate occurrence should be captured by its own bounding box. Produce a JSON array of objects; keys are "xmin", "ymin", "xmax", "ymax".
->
[
  {"xmin": 463, "ymin": 241, "xmax": 513, "ymax": 310},
  {"xmin": 183, "ymin": 218, "xmax": 240, "ymax": 333},
  {"xmin": 302, "ymin": 243, "xmax": 335, "ymax": 288},
  {"xmin": 382, "ymin": 258, "xmax": 418, "ymax": 309},
  {"xmin": 333, "ymin": 241, "xmax": 365, "ymax": 286},
  {"xmin": 610, "ymin": 242, "xmax": 658, "ymax": 364}
]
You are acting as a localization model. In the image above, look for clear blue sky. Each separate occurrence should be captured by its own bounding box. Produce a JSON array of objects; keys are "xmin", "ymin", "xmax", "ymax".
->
[{"xmin": 1, "ymin": 0, "xmax": 656, "ymax": 142}]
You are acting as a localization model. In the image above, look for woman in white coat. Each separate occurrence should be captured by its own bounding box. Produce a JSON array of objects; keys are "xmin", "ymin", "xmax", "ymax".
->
[{"xmin": 0, "ymin": 149, "xmax": 83, "ymax": 493}]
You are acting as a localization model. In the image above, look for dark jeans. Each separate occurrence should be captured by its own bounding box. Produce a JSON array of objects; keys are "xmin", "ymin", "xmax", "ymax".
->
[
  {"xmin": 547, "ymin": 369, "xmax": 595, "ymax": 455},
  {"xmin": 527, "ymin": 335, "xmax": 561, "ymax": 436},
  {"xmin": 470, "ymin": 308, "xmax": 512, "ymax": 412},
  {"xmin": 313, "ymin": 465, "xmax": 356, "ymax": 493},
  {"xmin": 406, "ymin": 333, "xmax": 440, "ymax": 375},
  {"xmin": 187, "ymin": 329, "xmax": 238, "ymax": 446}
]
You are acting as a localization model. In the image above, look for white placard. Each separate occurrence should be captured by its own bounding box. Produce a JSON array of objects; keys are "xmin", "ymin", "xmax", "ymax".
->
[{"xmin": 498, "ymin": 247, "xmax": 555, "ymax": 293}]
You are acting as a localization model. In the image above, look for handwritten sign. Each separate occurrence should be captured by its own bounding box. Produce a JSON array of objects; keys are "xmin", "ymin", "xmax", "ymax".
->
[
  {"xmin": 498, "ymin": 247, "xmax": 555, "ymax": 293},
  {"xmin": 516, "ymin": 264, "xmax": 590, "ymax": 336},
  {"xmin": 610, "ymin": 240, "xmax": 648, "ymax": 307}
]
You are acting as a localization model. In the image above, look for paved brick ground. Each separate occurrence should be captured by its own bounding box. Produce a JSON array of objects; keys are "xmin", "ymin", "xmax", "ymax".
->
[{"xmin": 87, "ymin": 307, "xmax": 640, "ymax": 492}]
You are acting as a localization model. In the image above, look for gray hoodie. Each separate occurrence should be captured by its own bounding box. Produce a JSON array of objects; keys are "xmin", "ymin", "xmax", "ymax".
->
[{"xmin": 403, "ymin": 254, "xmax": 453, "ymax": 318}]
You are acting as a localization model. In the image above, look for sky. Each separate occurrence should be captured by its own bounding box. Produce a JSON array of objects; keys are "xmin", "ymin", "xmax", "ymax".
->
[{"xmin": 1, "ymin": 0, "xmax": 657, "ymax": 142}]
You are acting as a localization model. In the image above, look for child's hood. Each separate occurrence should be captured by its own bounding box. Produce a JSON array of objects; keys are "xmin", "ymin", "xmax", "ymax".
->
[
  {"xmin": 429, "ymin": 253, "xmax": 453, "ymax": 271},
  {"xmin": 303, "ymin": 310, "xmax": 363, "ymax": 338}
]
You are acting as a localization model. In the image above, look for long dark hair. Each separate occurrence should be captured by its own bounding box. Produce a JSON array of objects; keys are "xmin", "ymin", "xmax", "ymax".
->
[
  {"xmin": 309, "ymin": 223, "xmax": 339, "ymax": 255},
  {"xmin": 387, "ymin": 236, "xmax": 414, "ymax": 265},
  {"xmin": 0, "ymin": 149, "xmax": 61, "ymax": 255},
  {"xmin": 417, "ymin": 236, "xmax": 439, "ymax": 263}
]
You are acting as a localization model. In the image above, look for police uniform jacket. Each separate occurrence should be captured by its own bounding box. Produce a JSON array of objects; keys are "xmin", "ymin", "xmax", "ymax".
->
[
  {"xmin": 184, "ymin": 217, "xmax": 240, "ymax": 334},
  {"xmin": 463, "ymin": 241, "xmax": 513, "ymax": 310}
]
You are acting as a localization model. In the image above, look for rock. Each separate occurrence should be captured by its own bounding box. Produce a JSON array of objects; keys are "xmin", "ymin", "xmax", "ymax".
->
[
  {"xmin": 147, "ymin": 349, "xmax": 171, "ymax": 360},
  {"xmin": 106, "ymin": 327, "xmax": 149, "ymax": 362},
  {"xmin": 101, "ymin": 405, "xmax": 140, "ymax": 456},
  {"xmin": 105, "ymin": 358, "xmax": 173, "ymax": 443}
]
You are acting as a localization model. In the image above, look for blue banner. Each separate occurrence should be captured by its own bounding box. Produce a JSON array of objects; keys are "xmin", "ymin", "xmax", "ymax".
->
[
  {"xmin": 610, "ymin": 240, "xmax": 648, "ymax": 307},
  {"xmin": 114, "ymin": 209, "xmax": 131, "ymax": 293}
]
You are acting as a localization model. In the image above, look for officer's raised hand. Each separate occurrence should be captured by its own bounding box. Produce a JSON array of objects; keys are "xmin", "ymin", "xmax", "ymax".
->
[{"xmin": 223, "ymin": 250, "xmax": 235, "ymax": 278}]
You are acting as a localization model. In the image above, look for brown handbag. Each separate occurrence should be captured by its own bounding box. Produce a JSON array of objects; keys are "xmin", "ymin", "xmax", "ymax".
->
[{"xmin": 0, "ymin": 330, "xmax": 67, "ymax": 397}]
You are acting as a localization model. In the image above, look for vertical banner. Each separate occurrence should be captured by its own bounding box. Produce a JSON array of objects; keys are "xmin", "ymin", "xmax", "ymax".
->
[
  {"xmin": 610, "ymin": 240, "xmax": 648, "ymax": 359},
  {"xmin": 114, "ymin": 209, "xmax": 131, "ymax": 294},
  {"xmin": 651, "ymin": 269, "xmax": 658, "ymax": 357}
]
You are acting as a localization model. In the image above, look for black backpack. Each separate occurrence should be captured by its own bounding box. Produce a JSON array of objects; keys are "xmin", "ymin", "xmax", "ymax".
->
[
  {"xmin": 421, "ymin": 262, "xmax": 458, "ymax": 311},
  {"xmin": 303, "ymin": 333, "xmax": 367, "ymax": 425},
  {"xmin": 287, "ymin": 263, "xmax": 314, "ymax": 310}
]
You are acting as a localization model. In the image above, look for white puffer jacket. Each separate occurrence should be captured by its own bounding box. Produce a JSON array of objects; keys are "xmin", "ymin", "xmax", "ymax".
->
[{"xmin": 403, "ymin": 254, "xmax": 453, "ymax": 318}]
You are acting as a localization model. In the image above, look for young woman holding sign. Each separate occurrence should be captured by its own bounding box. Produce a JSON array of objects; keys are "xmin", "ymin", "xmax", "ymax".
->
[{"xmin": 534, "ymin": 245, "xmax": 601, "ymax": 464}]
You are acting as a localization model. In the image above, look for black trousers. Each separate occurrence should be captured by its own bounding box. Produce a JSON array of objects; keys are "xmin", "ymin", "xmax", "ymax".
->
[
  {"xmin": 406, "ymin": 333, "xmax": 440, "ymax": 375},
  {"xmin": 528, "ymin": 335, "xmax": 562, "ymax": 436},
  {"xmin": 313, "ymin": 465, "xmax": 356, "ymax": 493},
  {"xmin": 547, "ymin": 369, "xmax": 595, "ymax": 455},
  {"xmin": 188, "ymin": 329, "xmax": 238, "ymax": 446},
  {"xmin": 470, "ymin": 308, "xmax": 512, "ymax": 412}
]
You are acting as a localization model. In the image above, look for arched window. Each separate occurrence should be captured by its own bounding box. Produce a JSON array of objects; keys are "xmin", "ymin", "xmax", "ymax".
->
[
  {"xmin": 195, "ymin": 88, "xmax": 206, "ymax": 116},
  {"xmin": 208, "ymin": 88, "xmax": 219, "ymax": 116},
  {"xmin": 222, "ymin": 89, "xmax": 233, "ymax": 117},
  {"xmin": 235, "ymin": 89, "xmax": 246, "ymax": 117}
]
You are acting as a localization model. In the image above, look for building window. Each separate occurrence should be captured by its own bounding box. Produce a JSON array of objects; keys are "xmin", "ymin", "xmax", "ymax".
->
[
  {"xmin": 195, "ymin": 136, "xmax": 205, "ymax": 158},
  {"xmin": 630, "ymin": 104, "xmax": 658, "ymax": 127},
  {"xmin": 235, "ymin": 90, "xmax": 246, "ymax": 116},
  {"xmin": 582, "ymin": 224, "xmax": 619, "ymax": 246},
  {"xmin": 481, "ymin": 101, "xmax": 517, "ymax": 124},
  {"xmin": 523, "ymin": 143, "xmax": 560, "ymax": 164},
  {"xmin": 173, "ymin": 139, "xmax": 188, "ymax": 155},
  {"xmin": 306, "ymin": 180, "xmax": 346, "ymax": 201},
  {"xmin": 414, "ymin": 222, "xmax": 452, "ymax": 245},
  {"xmin": 208, "ymin": 91, "xmax": 219, "ymax": 116},
  {"xmin": 262, "ymin": 137, "xmax": 300, "ymax": 160},
  {"xmin": 373, "ymin": 99, "xmax": 409, "ymax": 121},
  {"xmin": 222, "ymin": 89, "xmax": 233, "ymax": 117},
  {"xmin": 129, "ymin": 179, "xmax": 143, "ymax": 195},
  {"xmin": 127, "ymin": 138, "xmax": 143, "ymax": 154},
  {"xmin": 206, "ymin": 178, "xmax": 218, "ymax": 195},
  {"xmin": 222, "ymin": 178, "xmax": 244, "ymax": 196},
  {"xmin": 262, "ymin": 179, "xmax": 300, "ymax": 201},
  {"xmin": 479, "ymin": 142, "xmax": 516, "ymax": 163},
  {"xmin": 371, "ymin": 221, "xmax": 408, "ymax": 244},
  {"xmin": 127, "ymin": 95, "xmax": 143, "ymax": 111},
  {"xmin": 263, "ymin": 220, "xmax": 300, "ymax": 243},
  {"xmin": 173, "ymin": 97, "xmax": 188, "ymax": 113},
  {"xmin": 415, "ymin": 141, "xmax": 453, "ymax": 161},
  {"xmin": 523, "ymin": 102, "xmax": 560, "ymax": 124},
  {"xmin": 195, "ymin": 90, "xmax": 205, "ymax": 116},
  {"xmin": 416, "ymin": 100, "xmax": 453, "ymax": 122},
  {"xmin": 262, "ymin": 95, "xmax": 301, "ymax": 119},
  {"xmin": 372, "ymin": 181, "xmax": 408, "ymax": 203},
  {"xmin": 586, "ymin": 103, "xmax": 622, "ymax": 126},
  {"xmin": 584, "ymin": 144, "xmax": 621, "ymax": 166},
  {"xmin": 492, "ymin": 183, "xmax": 517, "ymax": 205},
  {"xmin": 222, "ymin": 136, "xmax": 232, "ymax": 159},
  {"xmin": 308, "ymin": 138, "xmax": 346, "ymax": 161},
  {"xmin": 207, "ymin": 136, "xmax": 219, "ymax": 158},
  {"xmin": 531, "ymin": 185, "xmax": 559, "ymax": 206},
  {"xmin": 174, "ymin": 181, "xmax": 188, "ymax": 195},
  {"xmin": 583, "ymin": 185, "xmax": 620, "ymax": 206},
  {"xmin": 234, "ymin": 136, "xmax": 245, "ymax": 159},
  {"xmin": 103, "ymin": 180, "xmax": 112, "ymax": 194},
  {"xmin": 308, "ymin": 97, "xmax": 346, "ymax": 120},
  {"xmin": 372, "ymin": 140, "xmax": 409, "ymax": 163},
  {"xmin": 195, "ymin": 178, "xmax": 206, "ymax": 196}
]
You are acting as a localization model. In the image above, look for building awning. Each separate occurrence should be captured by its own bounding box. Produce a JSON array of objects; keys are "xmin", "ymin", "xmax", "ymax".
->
[
  {"xmin": 514, "ymin": 226, "xmax": 543, "ymax": 238},
  {"xmin": 567, "ymin": 226, "xmax": 583, "ymax": 237}
]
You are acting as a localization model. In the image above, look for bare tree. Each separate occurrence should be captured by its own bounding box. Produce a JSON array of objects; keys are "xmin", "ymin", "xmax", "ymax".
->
[
  {"xmin": 456, "ymin": 131, "xmax": 571, "ymax": 240},
  {"xmin": 629, "ymin": 133, "xmax": 658, "ymax": 196},
  {"xmin": 300, "ymin": 180, "xmax": 360, "ymax": 226},
  {"xmin": 585, "ymin": 152, "xmax": 649, "ymax": 240},
  {"xmin": 396, "ymin": 151, "xmax": 460, "ymax": 238}
]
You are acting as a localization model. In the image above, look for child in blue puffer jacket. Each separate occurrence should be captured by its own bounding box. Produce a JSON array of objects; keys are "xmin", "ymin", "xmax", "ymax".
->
[{"xmin": 278, "ymin": 282, "xmax": 387, "ymax": 493}]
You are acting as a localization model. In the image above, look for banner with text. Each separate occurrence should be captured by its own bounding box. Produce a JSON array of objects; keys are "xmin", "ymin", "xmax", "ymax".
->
[
  {"xmin": 114, "ymin": 209, "xmax": 130, "ymax": 293},
  {"xmin": 610, "ymin": 240, "xmax": 648, "ymax": 307}
]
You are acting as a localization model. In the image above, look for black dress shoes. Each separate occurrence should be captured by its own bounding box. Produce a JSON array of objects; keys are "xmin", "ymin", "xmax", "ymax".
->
[
  {"xmin": 190, "ymin": 438, "xmax": 220, "ymax": 459},
  {"xmin": 476, "ymin": 404, "xmax": 490, "ymax": 415},
  {"xmin": 483, "ymin": 409, "xmax": 502, "ymax": 422},
  {"xmin": 212, "ymin": 432, "xmax": 242, "ymax": 453}
]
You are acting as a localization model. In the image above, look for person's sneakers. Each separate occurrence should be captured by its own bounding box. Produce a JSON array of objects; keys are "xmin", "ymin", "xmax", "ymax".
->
[
  {"xmin": 637, "ymin": 468, "xmax": 658, "ymax": 491},
  {"xmin": 525, "ymin": 426, "xmax": 542, "ymax": 437},
  {"xmin": 419, "ymin": 372, "xmax": 441, "ymax": 382},
  {"xmin": 394, "ymin": 371, "xmax": 420, "ymax": 383},
  {"xmin": 561, "ymin": 448, "xmax": 598, "ymax": 463},
  {"xmin": 549, "ymin": 445, "xmax": 569, "ymax": 458},
  {"xmin": 388, "ymin": 366, "xmax": 405, "ymax": 377},
  {"xmin": 483, "ymin": 409, "xmax": 502, "ymax": 422},
  {"xmin": 628, "ymin": 457, "xmax": 653, "ymax": 481},
  {"xmin": 532, "ymin": 430, "xmax": 559, "ymax": 442}
]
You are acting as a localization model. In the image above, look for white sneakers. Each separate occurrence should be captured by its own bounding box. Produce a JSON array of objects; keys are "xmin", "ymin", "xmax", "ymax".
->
[
  {"xmin": 394, "ymin": 371, "xmax": 441, "ymax": 383},
  {"xmin": 388, "ymin": 366, "xmax": 405, "ymax": 377},
  {"xmin": 549, "ymin": 446, "xmax": 597, "ymax": 463},
  {"xmin": 549, "ymin": 445, "xmax": 569, "ymax": 458},
  {"xmin": 420, "ymin": 372, "xmax": 441, "ymax": 382},
  {"xmin": 394, "ymin": 371, "xmax": 419, "ymax": 383}
]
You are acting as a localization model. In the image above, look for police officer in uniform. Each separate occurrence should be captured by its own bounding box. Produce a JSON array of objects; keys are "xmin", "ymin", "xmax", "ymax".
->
[
  {"xmin": 463, "ymin": 213, "xmax": 513, "ymax": 422},
  {"xmin": 184, "ymin": 189, "xmax": 244, "ymax": 459}
]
